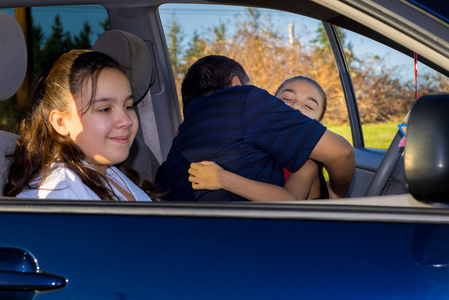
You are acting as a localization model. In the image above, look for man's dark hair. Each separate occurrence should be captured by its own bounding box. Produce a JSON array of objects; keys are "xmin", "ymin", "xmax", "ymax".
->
[{"xmin": 181, "ymin": 55, "xmax": 250, "ymax": 108}]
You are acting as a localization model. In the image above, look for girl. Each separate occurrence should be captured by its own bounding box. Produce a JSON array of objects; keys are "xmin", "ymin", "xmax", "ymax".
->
[
  {"xmin": 3, "ymin": 50, "xmax": 160, "ymax": 201},
  {"xmin": 188, "ymin": 76, "xmax": 333, "ymax": 201}
]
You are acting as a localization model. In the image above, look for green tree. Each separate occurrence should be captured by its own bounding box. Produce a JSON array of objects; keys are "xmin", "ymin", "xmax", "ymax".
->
[
  {"xmin": 313, "ymin": 23, "xmax": 348, "ymax": 50},
  {"xmin": 184, "ymin": 31, "xmax": 207, "ymax": 66},
  {"xmin": 39, "ymin": 15, "xmax": 71, "ymax": 73},
  {"xmin": 100, "ymin": 18, "xmax": 110, "ymax": 31},
  {"xmin": 74, "ymin": 21, "xmax": 92, "ymax": 49},
  {"xmin": 31, "ymin": 23, "xmax": 44, "ymax": 75},
  {"xmin": 167, "ymin": 17, "xmax": 183, "ymax": 76}
]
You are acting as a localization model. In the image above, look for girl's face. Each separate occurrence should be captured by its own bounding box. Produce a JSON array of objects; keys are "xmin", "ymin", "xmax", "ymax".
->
[
  {"xmin": 276, "ymin": 80, "xmax": 325, "ymax": 121},
  {"xmin": 65, "ymin": 68, "xmax": 138, "ymax": 173}
]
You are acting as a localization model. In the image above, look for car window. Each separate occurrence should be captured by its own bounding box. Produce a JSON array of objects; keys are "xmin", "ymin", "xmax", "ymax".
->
[
  {"xmin": 0, "ymin": 5, "xmax": 108, "ymax": 133},
  {"xmin": 340, "ymin": 28, "xmax": 449, "ymax": 149},
  {"xmin": 159, "ymin": 4, "xmax": 449, "ymax": 151},
  {"xmin": 159, "ymin": 3, "xmax": 348, "ymax": 131}
]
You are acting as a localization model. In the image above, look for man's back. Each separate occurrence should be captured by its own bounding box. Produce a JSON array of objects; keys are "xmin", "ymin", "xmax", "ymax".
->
[{"xmin": 156, "ymin": 85, "xmax": 326, "ymax": 201}]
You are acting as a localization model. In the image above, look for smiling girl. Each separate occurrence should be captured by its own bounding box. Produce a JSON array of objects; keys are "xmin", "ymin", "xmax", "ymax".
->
[
  {"xmin": 188, "ymin": 76, "xmax": 334, "ymax": 201},
  {"xmin": 4, "ymin": 50, "xmax": 160, "ymax": 201}
]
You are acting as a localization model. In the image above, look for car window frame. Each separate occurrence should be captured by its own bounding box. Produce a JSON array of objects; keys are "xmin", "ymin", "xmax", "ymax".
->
[{"xmin": 323, "ymin": 22, "xmax": 364, "ymax": 148}]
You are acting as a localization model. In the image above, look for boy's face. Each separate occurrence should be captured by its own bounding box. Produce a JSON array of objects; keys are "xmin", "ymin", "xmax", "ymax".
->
[{"xmin": 276, "ymin": 80, "xmax": 325, "ymax": 121}]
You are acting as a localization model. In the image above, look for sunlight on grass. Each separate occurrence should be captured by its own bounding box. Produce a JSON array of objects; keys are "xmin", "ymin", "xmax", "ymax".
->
[
  {"xmin": 326, "ymin": 121, "xmax": 400, "ymax": 149},
  {"xmin": 323, "ymin": 121, "xmax": 401, "ymax": 180}
]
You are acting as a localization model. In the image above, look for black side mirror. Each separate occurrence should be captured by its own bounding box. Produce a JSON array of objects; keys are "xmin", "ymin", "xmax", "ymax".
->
[{"xmin": 405, "ymin": 94, "xmax": 449, "ymax": 205}]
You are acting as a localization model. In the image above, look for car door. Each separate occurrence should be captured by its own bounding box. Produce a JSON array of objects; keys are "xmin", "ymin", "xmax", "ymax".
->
[{"xmin": 1, "ymin": 200, "xmax": 449, "ymax": 299}]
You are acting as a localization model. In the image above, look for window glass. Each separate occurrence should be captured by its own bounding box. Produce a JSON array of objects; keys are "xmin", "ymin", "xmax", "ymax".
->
[
  {"xmin": 159, "ymin": 4, "xmax": 347, "ymax": 132},
  {"xmin": 341, "ymin": 28, "xmax": 449, "ymax": 149},
  {"xmin": 0, "ymin": 6, "xmax": 108, "ymax": 133}
]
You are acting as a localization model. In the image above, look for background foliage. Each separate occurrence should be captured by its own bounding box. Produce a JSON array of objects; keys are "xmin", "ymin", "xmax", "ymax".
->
[
  {"xmin": 1, "ymin": 7, "xmax": 448, "ymax": 133},
  {"xmin": 166, "ymin": 8, "xmax": 449, "ymax": 125}
]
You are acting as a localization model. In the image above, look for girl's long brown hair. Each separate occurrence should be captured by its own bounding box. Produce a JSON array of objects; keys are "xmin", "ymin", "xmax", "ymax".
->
[{"xmin": 3, "ymin": 50, "xmax": 161, "ymax": 200}]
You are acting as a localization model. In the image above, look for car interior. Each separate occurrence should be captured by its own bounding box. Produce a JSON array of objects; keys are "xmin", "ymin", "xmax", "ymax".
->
[
  {"xmin": 0, "ymin": 10, "xmax": 24, "ymax": 194},
  {"xmin": 92, "ymin": 28, "xmax": 162, "ymax": 182},
  {"xmin": 0, "ymin": 0, "xmax": 448, "ymax": 207}
]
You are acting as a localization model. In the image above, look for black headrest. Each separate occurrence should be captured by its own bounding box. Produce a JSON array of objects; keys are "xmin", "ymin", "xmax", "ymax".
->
[
  {"xmin": 405, "ymin": 94, "xmax": 449, "ymax": 204},
  {"xmin": 0, "ymin": 11, "xmax": 27, "ymax": 101}
]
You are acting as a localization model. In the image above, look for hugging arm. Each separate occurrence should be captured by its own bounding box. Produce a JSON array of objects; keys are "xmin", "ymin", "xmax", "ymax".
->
[
  {"xmin": 308, "ymin": 129, "xmax": 355, "ymax": 198},
  {"xmin": 188, "ymin": 161, "xmax": 317, "ymax": 201}
]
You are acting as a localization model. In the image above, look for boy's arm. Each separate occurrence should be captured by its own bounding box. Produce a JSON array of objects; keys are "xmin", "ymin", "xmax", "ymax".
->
[
  {"xmin": 308, "ymin": 129, "xmax": 355, "ymax": 198},
  {"xmin": 188, "ymin": 161, "xmax": 313, "ymax": 201}
]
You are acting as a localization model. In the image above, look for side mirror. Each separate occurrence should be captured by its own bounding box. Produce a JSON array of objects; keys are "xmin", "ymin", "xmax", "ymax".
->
[{"xmin": 404, "ymin": 94, "xmax": 449, "ymax": 205}]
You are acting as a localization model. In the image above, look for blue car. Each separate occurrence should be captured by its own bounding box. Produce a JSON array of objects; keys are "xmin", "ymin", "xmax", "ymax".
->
[{"xmin": 0, "ymin": 0, "xmax": 449, "ymax": 298}]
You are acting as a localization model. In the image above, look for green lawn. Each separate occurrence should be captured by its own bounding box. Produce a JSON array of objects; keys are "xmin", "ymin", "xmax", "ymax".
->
[
  {"xmin": 326, "ymin": 121, "xmax": 401, "ymax": 149},
  {"xmin": 322, "ymin": 121, "xmax": 401, "ymax": 180}
]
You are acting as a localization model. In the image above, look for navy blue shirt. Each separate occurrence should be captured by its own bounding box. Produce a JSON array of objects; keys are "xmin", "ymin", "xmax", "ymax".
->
[{"xmin": 156, "ymin": 85, "xmax": 326, "ymax": 201}]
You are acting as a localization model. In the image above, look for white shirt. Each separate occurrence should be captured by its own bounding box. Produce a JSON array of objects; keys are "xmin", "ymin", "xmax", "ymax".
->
[{"xmin": 17, "ymin": 163, "xmax": 153, "ymax": 201}]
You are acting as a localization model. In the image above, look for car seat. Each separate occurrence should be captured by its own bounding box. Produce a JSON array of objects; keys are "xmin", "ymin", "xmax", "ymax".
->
[
  {"xmin": 0, "ymin": 11, "xmax": 27, "ymax": 196},
  {"xmin": 93, "ymin": 29, "xmax": 162, "ymax": 182}
]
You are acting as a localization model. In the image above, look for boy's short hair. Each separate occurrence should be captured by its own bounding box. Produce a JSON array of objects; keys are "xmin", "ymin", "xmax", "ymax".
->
[{"xmin": 181, "ymin": 55, "xmax": 250, "ymax": 108}]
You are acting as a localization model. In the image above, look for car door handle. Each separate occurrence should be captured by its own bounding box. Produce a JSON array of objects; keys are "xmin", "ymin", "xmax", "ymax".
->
[
  {"xmin": 0, "ymin": 246, "xmax": 67, "ymax": 299},
  {"xmin": 0, "ymin": 270, "xmax": 67, "ymax": 291}
]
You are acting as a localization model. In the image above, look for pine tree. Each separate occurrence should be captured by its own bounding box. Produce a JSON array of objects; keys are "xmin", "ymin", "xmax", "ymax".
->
[
  {"xmin": 100, "ymin": 18, "xmax": 110, "ymax": 31},
  {"xmin": 74, "ymin": 21, "xmax": 92, "ymax": 49},
  {"xmin": 167, "ymin": 16, "xmax": 183, "ymax": 76},
  {"xmin": 31, "ymin": 23, "xmax": 44, "ymax": 75},
  {"xmin": 40, "ymin": 15, "xmax": 68, "ymax": 72}
]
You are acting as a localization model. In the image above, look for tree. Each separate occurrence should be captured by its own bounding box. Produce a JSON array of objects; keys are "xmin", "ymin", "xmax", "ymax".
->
[
  {"xmin": 31, "ymin": 23, "xmax": 44, "ymax": 75},
  {"xmin": 100, "ymin": 18, "xmax": 110, "ymax": 31},
  {"xmin": 167, "ymin": 17, "xmax": 183, "ymax": 77},
  {"xmin": 184, "ymin": 30, "xmax": 207, "ymax": 65},
  {"xmin": 39, "ymin": 15, "xmax": 71, "ymax": 73},
  {"xmin": 74, "ymin": 21, "xmax": 92, "ymax": 49}
]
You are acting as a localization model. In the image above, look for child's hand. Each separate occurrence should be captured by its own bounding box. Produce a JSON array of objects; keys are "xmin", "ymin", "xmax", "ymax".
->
[{"xmin": 188, "ymin": 161, "xmax": 225, "ymax": 190}]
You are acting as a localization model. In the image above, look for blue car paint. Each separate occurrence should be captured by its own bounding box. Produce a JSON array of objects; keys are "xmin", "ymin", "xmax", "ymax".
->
[{"xmin": 0, "ymin": 212, "xmax": 448, "ymax": 299}]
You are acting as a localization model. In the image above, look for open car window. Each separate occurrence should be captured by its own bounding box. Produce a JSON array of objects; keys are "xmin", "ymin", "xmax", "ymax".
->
[
  {"xmin": 159, "ymin": 4, "xmax": 345, "ymax": 129},
  {"xmin": 340, "ymin": 27, "xmax": 449, "ymax": 149},
  {"xmin": 160, "ymin": 3, "xmax": 445, "ymax": 152}
]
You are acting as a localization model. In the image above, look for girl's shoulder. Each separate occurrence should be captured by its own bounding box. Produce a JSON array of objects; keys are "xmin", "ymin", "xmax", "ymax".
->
[{"xmin": 17, "ymin": 163, "xmax": 100, "ymax": 200}]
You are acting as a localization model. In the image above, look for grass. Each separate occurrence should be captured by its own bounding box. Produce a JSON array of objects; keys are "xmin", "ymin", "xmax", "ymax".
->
[
  {"xmin": 323, "ymin": 121, "xmax": 401, "ymax": 180},
  {"xmin": 326, "ymin": 121, "xmax": 401, "ymax": 149}
]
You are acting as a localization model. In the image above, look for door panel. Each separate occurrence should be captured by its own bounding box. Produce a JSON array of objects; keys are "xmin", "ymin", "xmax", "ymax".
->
[{"xmin": 0, "ymin": 208, "xmax": 447, "ymax": 299}]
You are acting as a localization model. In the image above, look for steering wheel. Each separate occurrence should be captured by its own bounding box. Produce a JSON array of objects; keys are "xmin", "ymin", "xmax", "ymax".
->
[{"xmin": 364, "ymin": 123, "xmax": 407, "ymax": 197}]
